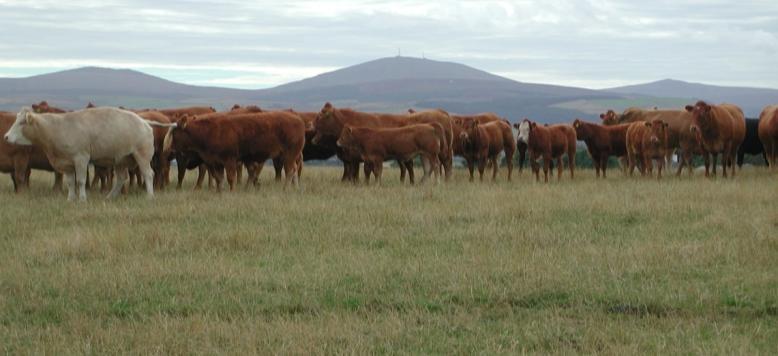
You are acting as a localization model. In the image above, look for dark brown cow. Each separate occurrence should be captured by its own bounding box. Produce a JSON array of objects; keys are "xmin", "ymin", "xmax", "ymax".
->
[
  {"xmin": 0, "ymin": 112, "xmax": 61, "ymax": 192},
  {"xmin": 312, "ymin": 103, "xmax": 452, "ymax": 184},
  {"xmin": 572, "ymin": 119, "xmax": 631, "ymax": 178},
  {"xmin": 459, "ymin": 119, "xmax": 516, "ymax": 181},
  {"xmin": 32, "ymin": 101, "xmax": 67, "ymax": 114},
  {"xmin": 759, "ymin": 105, "xmax": 778, "ymax": 169},
  {"xmin": 335, "ymin": 124, "xmax": 443, "ymax": 184},
  {"xmin": 137, "ymin": 111, "xmax": 173, "ymax": 189},
  {"xmin": 517, "ymin": 119, "xmax": 576, "ymax": 182},
  {"xmin": 685, "ymin": 101, "xmax": 746, "ymax": 177},
  {"xmin": 162, "ymin": 112, "xmax": 305, "ymax": 190},
  {"xmin": 626, "ymin": 120, "xmax": 670, "ymax": 178}
]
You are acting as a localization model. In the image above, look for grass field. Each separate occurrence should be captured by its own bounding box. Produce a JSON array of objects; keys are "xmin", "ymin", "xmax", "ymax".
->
[{"xmin": 1, "ymin": 166, "xmax": 776, "ymax": 354}]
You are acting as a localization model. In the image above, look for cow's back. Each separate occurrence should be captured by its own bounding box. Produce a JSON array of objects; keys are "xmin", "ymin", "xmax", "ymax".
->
[{"xmin": 54, "ymin": 108, "xmax": 153, "ymax": 160}]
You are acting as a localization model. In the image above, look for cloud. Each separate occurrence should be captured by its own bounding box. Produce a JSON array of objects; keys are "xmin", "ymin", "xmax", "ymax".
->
[{"xmin": 0, "ymin": 0, "xmax": 776, "ymax": 89}]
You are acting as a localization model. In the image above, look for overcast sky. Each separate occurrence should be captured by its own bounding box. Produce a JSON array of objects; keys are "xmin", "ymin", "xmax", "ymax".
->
[{"xmin": 1, "ymin": 0, "xmax": 776, "ymax": 89}]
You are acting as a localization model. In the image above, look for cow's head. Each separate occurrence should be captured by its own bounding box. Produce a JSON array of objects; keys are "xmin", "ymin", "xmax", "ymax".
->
[
  {"xmin": 517, "ymin": 118, "xmax": 534, "ymax": 144},
  {"xmin": 312, "ymin": 102, "xmax": 341, "ymax": 145},
  {"xmin": 686, "ymin": 101, "xmax": 712, "ymax": 136},
  {"xmin": 459, "ymin": 118, "xmax": 478, "ymax": 144},
  {"xmin": 335, "ymin": 126, "xmax": 356, "ymax": 148},
  {"xmin": 572, "ymin": 118, "xmax": 589, "ymax": 139},
  {"xmin": 231, "ymin": 104, "xmax": 241, "ymax": 111},
  {"xmin": 598, "ymin": 110, "xmax": 616, "ymax": 125},
  {"xmin": 645, "ymin": 120, "xmax": 669, "ymax": 147},
  {"xmin": 161, "ymin": 115, "xmax": 195, "ymax": 159},
  {"xmin": 4, "ymin": 107, "xmax": 36, "ymax": 145}
]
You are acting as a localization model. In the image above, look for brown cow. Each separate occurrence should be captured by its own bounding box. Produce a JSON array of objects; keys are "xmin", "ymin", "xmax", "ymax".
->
[
  {"xmin": 572, "ymin": 119, "xmax": 631, "ymax": 178},
  {"xmin": 32, "ymin": 101, "xmax": 67, "ymax": 114},
  {"xmin": 452, "ymin": 114, "xmax": 526, "ymax": 175},
  {"xmin": 459, "ymin": 119, "xmax": 516, "ymax": 181},
  {"xmin": 517, "ymin": 119, "xmax": 576, "ymax": 182},
  {"xmin": 312, "ymin": 103, "xmax": 452, "ymax": 184},
  {"xmin": 601, "ymin": 107, "xmax": 702, "ymax": 176},
  {"xmin": 626, "ymin": 120, "xmax": 670, "ymax": 178},
  {"xmin": 335, "ymin": 124, "xmax": 443, "ymax": 184},
  {"xmin": 0, "ymin": 112, "xmax": 61, "ymax": 192},
  {"xmin": 157, "ymin": 106, "xmax": 216, "ymax": 122},
  {"xmin": 162, "ymin": 112, "xmax": 305, "ymax": 190},
  {"xmin": 137, "ymin": 111, "xmax": 173, "ymax": 189},
  {"xmin": 685, "ymin": 101, "xmax": 746, "ymax": 177},
  {"xmin": 758, "ymin": 105, "xmax": 778, "ymax": 169}
]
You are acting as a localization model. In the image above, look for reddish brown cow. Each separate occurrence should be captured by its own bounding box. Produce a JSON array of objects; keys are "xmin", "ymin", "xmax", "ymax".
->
[
  {"xmin": 601, "ymin": 107, "xmax": 702, "ymax": 176},
  {"xmin": 452, "ymin": 114, "xmax": 526, "ymax": 174},
  {"xmin": 572, "ymin": 119, "xmax": 631, "ymax": 178},
  {"xmin": 312, "ymin": 103, "xmax": 452, "ymax": 184},
  {"xmin": 459, "ymin": 119, "xmax": 516, "ymax": 181},
  {"xmin": 157, "ymin": 106, "xmax": 216, "ymax": 122},
  {"xmin": 685, "ymin": 101, "xmax": 746, "ymax": 177},
  {"xmin": 336, "ymin": 124, "xmax": 444, "ymax": 184},
  {"xmin": 626, "ymin": 120, "xmax": 670, "ymax": 178},
  {"xmin": 32, "ymin": 101, "xmax": 67, "ymax": 113},
  {"xmin": 0, "ymin": 112, "xmax": 62, "ymax": 192},
  {"xmin": 163, "ymin": 112, "xmax": 305, "ymax": 190},
  {"xmin": 517, "ymin": 119, "xmax": 576, "ymax": 182},
  {"xmin": 758, "ymin": 105, "xmax": 778, "ymax": 169},
  {"xmin": 137, "ymin": 111, "xmax": 173, "ymax": 189}
]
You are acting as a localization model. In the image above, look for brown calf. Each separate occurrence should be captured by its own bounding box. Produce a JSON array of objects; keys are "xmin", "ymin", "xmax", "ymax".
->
[
  {"xmin": 572, "ymin": 119, "xmax": 630, "ymax": 178},
  {"xmin": 335, "ymin": 124, "xmax": 443, "ymax": 184},
  {"xmin": 459, "ymin": 119, "xmax": 516, "ymax": 181},
  {"xmin": 626, "ymin": 120, "xmax": 670, "ymax": 178},
  {"xmin": 517, "ymin": 119, "xmax": 576, "ymax": 182}
]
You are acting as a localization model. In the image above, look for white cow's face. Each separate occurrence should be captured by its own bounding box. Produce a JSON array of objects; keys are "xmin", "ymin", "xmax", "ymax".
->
[
  {"xmin": 4, "ymin": 107, "xmax": 34, "ymax": 145},
  {"xmin": 517, "ymin": 120, "xmax": 531, "ymax": 144}
]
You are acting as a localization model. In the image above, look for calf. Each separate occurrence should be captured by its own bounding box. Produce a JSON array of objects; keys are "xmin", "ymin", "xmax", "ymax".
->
[
  {"xmin": 459, "ymin": 119, "xmax": 516, "ymax": 181},
  {"xmin": 572, "ymin": 119, "xmax": 630, "ymax": 178},
  {"xmin": 4, "ymin": 107, "xmax": 173, "ymax": 201},
  {"xmin": 517, "ymin": 119, "xmax": 576, "ymax": 182},
  {"xmin": 626, "ymin": 120, "xmax": 670, "ymax": 178},
  {"xmin": 686, "ymin": 101, "xmax": 746, "ymax": 177},
  {"xmin": 335, "ymin": 124, "xmax": 443, "ymax": 184},
  {"xmin": 759, "ymin": 105, "xmax": 778, "ymax": 169}
]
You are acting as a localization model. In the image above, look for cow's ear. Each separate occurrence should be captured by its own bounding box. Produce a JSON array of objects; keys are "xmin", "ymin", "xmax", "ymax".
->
[
  {"xmin": 513, "ymin": 123, "xmax": 519, "ymax": 129},
  {"xmin": 25, "ymin": 112, "xmax": 36, "ymax": 125},
  {"xmin": 573, "ymin": 120, "xmax": 579, "ymax": 128},
  {"xmin": 530, "ymin": 122, "xmax": 537, "ymax": 129},
  {"xmin": 684, "ymin": 105, "xmax": 694, "ymax": 112},
  {"xmin": 599, "ymin": 113, "xmax": 605, "ymax": 119},
  {"xmin": 644, "ymin": 121, "xmax": 652, "ymax": 127}
]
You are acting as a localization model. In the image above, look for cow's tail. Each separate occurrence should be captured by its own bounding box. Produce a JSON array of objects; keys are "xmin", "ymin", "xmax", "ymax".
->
[
  {"xmin": 146, "ymin": 120, "xmax": 178, "ymax": 128},
  {"xmin": 162, "ymin": 126, "xmax": 176, "ymax": 159}
]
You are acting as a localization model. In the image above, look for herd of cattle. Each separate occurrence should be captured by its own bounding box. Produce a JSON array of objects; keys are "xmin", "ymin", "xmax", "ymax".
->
[{"xmin": 1, "ymin": 100, "xmax": 777, "ymax": 201}]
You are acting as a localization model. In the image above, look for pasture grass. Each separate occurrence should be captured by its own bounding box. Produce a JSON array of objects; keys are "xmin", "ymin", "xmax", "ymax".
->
[{"xmin": 0, "ymin": 166, "xmax": 776, "ymax": 354}]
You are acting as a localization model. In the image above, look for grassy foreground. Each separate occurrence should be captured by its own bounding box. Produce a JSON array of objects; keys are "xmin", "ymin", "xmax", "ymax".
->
[{"xmin": 0, "ymin": 166, "xmax": 776, "ymax": 354}]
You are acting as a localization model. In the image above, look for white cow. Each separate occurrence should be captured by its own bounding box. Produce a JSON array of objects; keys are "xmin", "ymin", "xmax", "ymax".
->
[{"xmin": 4, "ymin": 106, "xmax": 174, "ymax": 201}]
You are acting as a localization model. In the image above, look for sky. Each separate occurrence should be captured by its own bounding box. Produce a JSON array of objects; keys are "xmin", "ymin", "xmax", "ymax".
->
[{"xmin": 0, "ymin": 0, "xmax": 777, "ymax": 89}]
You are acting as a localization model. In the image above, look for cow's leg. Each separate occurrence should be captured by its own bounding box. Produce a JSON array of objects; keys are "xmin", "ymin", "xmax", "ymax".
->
[
  {"xmin": 363, "ymin": 161, "xmax": 372, "ymax": 185},
  {"xmin": 675, "ymin": 150, "xmax": 686, "ymax": 176},
  {"xmin": 12, "ymin": 155, "xmax": 29, "ymax": 193},
  {"xmin": 466, "ymin": 158, "xmax": 475, "ymax": 182},
  {"xmin": 628, "ymin": 152, "xmax": 636, "ymax": 177},
  {"xmin": 131, "ymin": 149, "xmax": 155, "ymax": 198},
  {"xmin": 531, "ymin": 156, "xmax": 540, "ymax": 182},
  {"xmin": 556, "ymin": 157, "xmax": 564, "ymax": 180},
  {"xmin": 711, "ymin": 153, "xmax": 719, "ymax": 177},
  {"xmin": 224, "ymin": 159, "xmax": 238, "ymax": 191},
  {"xmin": 505, "ymin": 152, "xmax": 514, "ymax": 181},
  {"xmin": 568, "ymin": 150, "xmax": 575, "ymax": 179},
  {"xmin": 235, "ymin": 162, "xmax": 243, "ymax": 185},
  {"xmin": 273, "ymin": 158, "xmax": 283, "ymax": 182},
  {"xmin": 65, "ymin": 172, "xmax": 77, "ymax": 201},
  {"xmin": 420, "ymin": 155, "xmax": 431, "ymax": 183},
  {"xmin": 108, "ymin": 168, "xmax": 129, "ymax": 199},
  {"xmin": 194, "ymin": 164, "xmax": 206, "ymax": 190},
  {"xmin": 477, "ymin": 156, "xmax": 487, "ymax": 182},
  {"xmin": 399, "ymin": 160, "xmax": 406, "ymax": 183},
  {"xmin": 543, "ymin": 156, "xmax": 550, "ymax": 183},
  {"xmin": 405, "ymin": 160, "xmax": 415, "ymax": 185},
  {"xmin": 281, "ymin": 154, "xmax": 299, "ymax": 188},
  {"xmin": 74, "ymin": 157, "xmax": 89, "ymax": 201},
  {"xmin": 491, "ymin": 156, "xmax": 499, "ymax": 181},
  {"xmin": 176, "ymin": 155, "xmax": 187, "ymax": 189},
  {"xmin": 372, "ymin": 159, "xmax": 383, "ymax": 185}
]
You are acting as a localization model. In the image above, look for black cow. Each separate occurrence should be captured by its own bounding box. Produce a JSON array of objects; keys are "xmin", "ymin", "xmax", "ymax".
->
[{"xmin": 737, "ymin": 118, "xmax": 768, "ymax": 167}]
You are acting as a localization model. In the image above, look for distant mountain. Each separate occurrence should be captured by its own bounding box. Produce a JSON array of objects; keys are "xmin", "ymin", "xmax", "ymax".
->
[
  {"xmin": 603, "ymin": 79, "xmax": 778, "ymax": 117},
  {"xmin": 0, "ymin": 58, "xmax": 774, "ymax": 122}
]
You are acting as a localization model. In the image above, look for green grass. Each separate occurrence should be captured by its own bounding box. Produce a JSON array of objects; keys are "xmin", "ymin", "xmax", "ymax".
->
[{"xmin": 1, "ymin": 166, "xmax": 777, "ymax": 354}]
